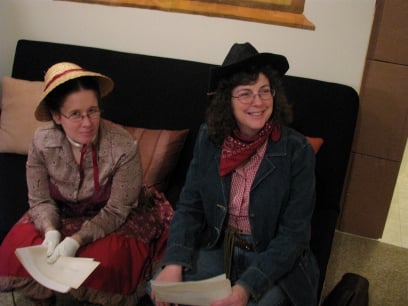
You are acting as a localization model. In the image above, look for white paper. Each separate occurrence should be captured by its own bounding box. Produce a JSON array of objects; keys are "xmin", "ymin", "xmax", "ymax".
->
[
  {"xmin": 15, "ymin": 245, "xmax": 100, "ymax": 293},
  {"xmin": 151, "ymin": 274, "xmax": 232, "ymax": 306}
]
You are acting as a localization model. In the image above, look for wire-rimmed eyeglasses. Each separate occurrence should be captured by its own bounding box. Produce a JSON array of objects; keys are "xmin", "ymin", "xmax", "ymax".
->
[
  {"xmin": 60, "ymin": 107, "xmax": 101, "ymax": 122},
  {"xmin": 232, "ymin": 87, "xmax": 275, "ymax": 104}
]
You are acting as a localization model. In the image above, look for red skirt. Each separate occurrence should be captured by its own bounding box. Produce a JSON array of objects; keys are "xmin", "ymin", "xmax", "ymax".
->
[{"xmin": 0, "ymin": 192, "xmax": 173, "ymax": 296}]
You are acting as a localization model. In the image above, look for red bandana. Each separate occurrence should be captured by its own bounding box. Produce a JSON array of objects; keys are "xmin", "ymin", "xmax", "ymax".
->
[{"xmin": 219, "ymin": 121, "xmax": 281, "ymax": 176}]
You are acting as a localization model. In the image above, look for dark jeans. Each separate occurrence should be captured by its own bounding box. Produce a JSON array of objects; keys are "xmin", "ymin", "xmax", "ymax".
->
[{"xmin": 148, "ymin": 234, "xmax": 289, "ymax": 305}]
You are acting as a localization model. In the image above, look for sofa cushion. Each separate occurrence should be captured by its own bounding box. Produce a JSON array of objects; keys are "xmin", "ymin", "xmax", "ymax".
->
[
  {"xmin": 305, "ymin": 136, "xmax": 324, "ymax": 153},
  {"xmin": 0, "ymin": 77, "xmax": 50, "ymax": 154},
  {"xmin": 120, "ymin": 125, "xmax": 189, "ymax": 191}
]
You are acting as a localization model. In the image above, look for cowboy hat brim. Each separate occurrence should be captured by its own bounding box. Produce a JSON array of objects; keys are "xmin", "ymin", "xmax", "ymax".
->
[{"xmin": 208, "ymin": 52, "xmax": 289, "ymax": 94}]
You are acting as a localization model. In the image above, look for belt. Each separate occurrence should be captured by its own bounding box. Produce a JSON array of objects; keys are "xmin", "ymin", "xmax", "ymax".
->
[
  {"xmin": 224, "ymin": 227, "xmax": 254, "ymax": 278},
  {"xmin": 233, "ymin": 236, "xmax": 254, "ymax": 251}
]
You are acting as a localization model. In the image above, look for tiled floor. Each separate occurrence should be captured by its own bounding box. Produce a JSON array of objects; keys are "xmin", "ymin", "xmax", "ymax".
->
[{"xmin": 380, "ymin": 138, "xmax": 408, "ymax": 249}]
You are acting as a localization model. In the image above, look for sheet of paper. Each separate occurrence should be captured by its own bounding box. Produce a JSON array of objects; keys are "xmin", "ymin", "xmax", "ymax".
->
[
  {"xmin": 151, "ymin": 274, "xmax": 232, "ymax": 306},
  {"xmin": 15, "ymin": 245, "xmax": 100, "ymax": 293}
]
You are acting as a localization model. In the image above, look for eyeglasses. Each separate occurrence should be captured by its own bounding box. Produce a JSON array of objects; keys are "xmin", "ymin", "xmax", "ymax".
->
[
  {"xmin": 232, "ymin": 87, "xmax": 275, "ymax": 104},
  {"xmin": 60, "ymin": 107, "xmax": 101, "ymax": 122}
]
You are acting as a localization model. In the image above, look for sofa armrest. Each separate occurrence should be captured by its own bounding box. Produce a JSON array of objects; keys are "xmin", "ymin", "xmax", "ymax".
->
[{"xmin": 0, "ymin": 153, "xmax": 28, "ymax": 243}]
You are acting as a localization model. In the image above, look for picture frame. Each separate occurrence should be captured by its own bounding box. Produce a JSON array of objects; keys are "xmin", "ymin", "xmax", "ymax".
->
[{"xmin": 59, "ymin": 0, "xmax": 314, "ymax": 30}]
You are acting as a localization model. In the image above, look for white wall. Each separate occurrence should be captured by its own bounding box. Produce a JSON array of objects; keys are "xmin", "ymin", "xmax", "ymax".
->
[{"xmin": 0, "ymin": 0, "xmax": 375, "ymax": 93}]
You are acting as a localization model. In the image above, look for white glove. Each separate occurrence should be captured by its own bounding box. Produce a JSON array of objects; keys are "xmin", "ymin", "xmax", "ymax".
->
[
  {"xmin": 42, "ymin": 230, "xmax": 61, "ymax": 257},
  {"xmin": 47, "ymin": 237, "xmax": 80, "ymax": 264}
]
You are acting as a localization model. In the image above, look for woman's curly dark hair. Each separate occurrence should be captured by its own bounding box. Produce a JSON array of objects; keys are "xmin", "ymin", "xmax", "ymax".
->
[{"xmin": 206, "ymin": 65, "xmax": 293, "ymax": 146}]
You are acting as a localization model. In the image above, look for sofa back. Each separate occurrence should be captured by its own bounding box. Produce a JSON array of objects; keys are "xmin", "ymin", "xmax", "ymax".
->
[{"xmin": 2, "ymin": 39, "xmax": 359, "ymax": 299}]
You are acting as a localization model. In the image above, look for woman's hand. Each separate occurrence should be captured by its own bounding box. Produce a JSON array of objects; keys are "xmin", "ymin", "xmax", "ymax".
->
[
  {"xmin": 42, "ymin": 229, "xmax": 61, "ymax": 257},
  {"xmin": 46, "ymin": 236, "xmax": 80, "ymax": 264},
  {"xmin": 151, "ymin": 264, "xmax": 183, "ymax": 306},
  {"xmin": 210, "ymin": 284, "xmax": 250, "ymax": 306}
]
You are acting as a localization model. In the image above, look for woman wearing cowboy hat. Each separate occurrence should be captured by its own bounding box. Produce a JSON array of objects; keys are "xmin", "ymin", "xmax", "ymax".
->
[
  {"xmin": 0, "ymin": 62, "xmax": 170, "ymax": 305},
  {"xmin": 151, "ymin": 43, "xmax": 319, "ymax": 306}
]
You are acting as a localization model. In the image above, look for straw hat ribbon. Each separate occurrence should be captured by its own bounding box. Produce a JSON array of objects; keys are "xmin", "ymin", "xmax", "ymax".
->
[{"xmin": 35, "ymin": 62, "xmax": 114, "ymax": 121}]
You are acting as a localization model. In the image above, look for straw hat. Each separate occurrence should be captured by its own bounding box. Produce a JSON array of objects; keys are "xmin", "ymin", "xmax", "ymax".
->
[
  {"xmin": 35, "ymin": 62, "xmax": 114, "ymax": 121},
  {"xmin": 208, "ymin": 42, "xmax": 289, "ymax": 93}
]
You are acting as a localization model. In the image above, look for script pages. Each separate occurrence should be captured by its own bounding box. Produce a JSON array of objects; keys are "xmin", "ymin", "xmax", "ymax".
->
[
  {"xmin": 151, "ymin": 273, "xmax": 232, "ymax": 306},
  {"xmin": 15, "ymin": 245, "xmax": 100, "ymax": 293}
]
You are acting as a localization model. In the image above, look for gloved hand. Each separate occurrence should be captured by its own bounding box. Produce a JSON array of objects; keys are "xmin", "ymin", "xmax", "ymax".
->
[
  {"xmin": 47, "ymin": 237, "xmax": 80, "ymax": 264},
  {"xmin": 42, "ymin": 230, "xmax": 61, "ymax": 257}
]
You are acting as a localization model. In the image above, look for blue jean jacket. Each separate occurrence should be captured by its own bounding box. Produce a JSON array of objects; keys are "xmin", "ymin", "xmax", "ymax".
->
[{"xmin": 161, "ymin": 124, "xmax": 319, "ymax": 306}]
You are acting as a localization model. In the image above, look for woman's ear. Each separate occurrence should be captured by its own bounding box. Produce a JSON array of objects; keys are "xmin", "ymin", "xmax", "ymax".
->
[{"xmin": 51, "ymin": 112, "xmax": 62, "ymax": 125}]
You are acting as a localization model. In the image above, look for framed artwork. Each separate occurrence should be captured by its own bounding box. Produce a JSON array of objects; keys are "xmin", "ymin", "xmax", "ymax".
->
[{"xmin": 58, "ymin": 0, "xmax": 314, "ymax": 30}]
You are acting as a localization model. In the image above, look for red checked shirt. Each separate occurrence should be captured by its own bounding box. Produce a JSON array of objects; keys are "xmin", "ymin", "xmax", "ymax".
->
[{"xmin": 228, "ymin": 139, "xmax": 268, "ymax": 233}]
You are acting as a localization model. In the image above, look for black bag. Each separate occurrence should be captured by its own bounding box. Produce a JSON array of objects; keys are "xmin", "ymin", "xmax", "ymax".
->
[{"xmin": 322, "ymin": 273, "xmax": 369, "ymax": 306}]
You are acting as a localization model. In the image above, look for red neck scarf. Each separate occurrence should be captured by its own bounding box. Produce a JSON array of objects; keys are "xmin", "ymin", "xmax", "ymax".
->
[{"xmin": 219, "ymin": 121, "xmax": 281, "ymax": 176}]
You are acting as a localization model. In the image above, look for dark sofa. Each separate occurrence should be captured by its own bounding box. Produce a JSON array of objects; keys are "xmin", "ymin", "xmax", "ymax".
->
[{"xmin": 0, "ymin": 39, "xmax": 359, "ymax": 302}]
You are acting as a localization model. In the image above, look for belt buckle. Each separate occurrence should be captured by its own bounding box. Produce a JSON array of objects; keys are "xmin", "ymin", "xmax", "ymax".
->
[
  {"xmin": 234, "ymin": 237, "xmax": 253, "ymax": 251},
  {"xmin": 243, "ymin": 243, "xmax": 252, "ymax": 251}
]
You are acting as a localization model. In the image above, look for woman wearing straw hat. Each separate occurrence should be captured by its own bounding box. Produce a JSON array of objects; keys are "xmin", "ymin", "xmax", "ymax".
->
[
  {"xmin": 0, "ymin": 62, "xmax": 170, "ymax": 305},
  {"xmin": 150, "ymin": 43, "xmax": 319, "ymax": 306}
]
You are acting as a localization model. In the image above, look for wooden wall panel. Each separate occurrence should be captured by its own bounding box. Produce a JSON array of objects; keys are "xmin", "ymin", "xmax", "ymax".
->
[
  {"xmin": 339, "ymin": 153, "xmax": 400, "ymax": 238},
  {"xmin": 367, "ymin": 0, "xmax": 408, "ymax": 64},
  {"xmin": 352, "ymin": 60, "xmax": 408, "ymax": 161},
  {"xmin": 339, "ymin": 0, "xmax": 407, "ymax": 239}
]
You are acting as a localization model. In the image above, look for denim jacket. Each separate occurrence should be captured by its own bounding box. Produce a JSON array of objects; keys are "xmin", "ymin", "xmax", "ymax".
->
[{"xmin": 162, "ymin": 124, "xmax": 319, "ymax": 306}]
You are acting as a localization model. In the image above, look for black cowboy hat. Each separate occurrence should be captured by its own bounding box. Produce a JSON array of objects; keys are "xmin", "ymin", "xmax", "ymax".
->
[{"xmin": 208, "ymin": 42, "xmax": 289, "ymax": 93}]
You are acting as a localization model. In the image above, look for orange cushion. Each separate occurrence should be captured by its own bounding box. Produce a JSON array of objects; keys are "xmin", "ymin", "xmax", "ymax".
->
[
  {"xmin": 305, "ymin": 136, "xmax": 324, "ymax": 154},
  {"xmin": 120, "ymin": 126, "xmax": 189, "ymax": 191}
]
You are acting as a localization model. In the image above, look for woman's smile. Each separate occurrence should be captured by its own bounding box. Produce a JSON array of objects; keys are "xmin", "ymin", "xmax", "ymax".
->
[{"xmin": 231, "ymin": 73, "xmax": 273, "ymax": 137}]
